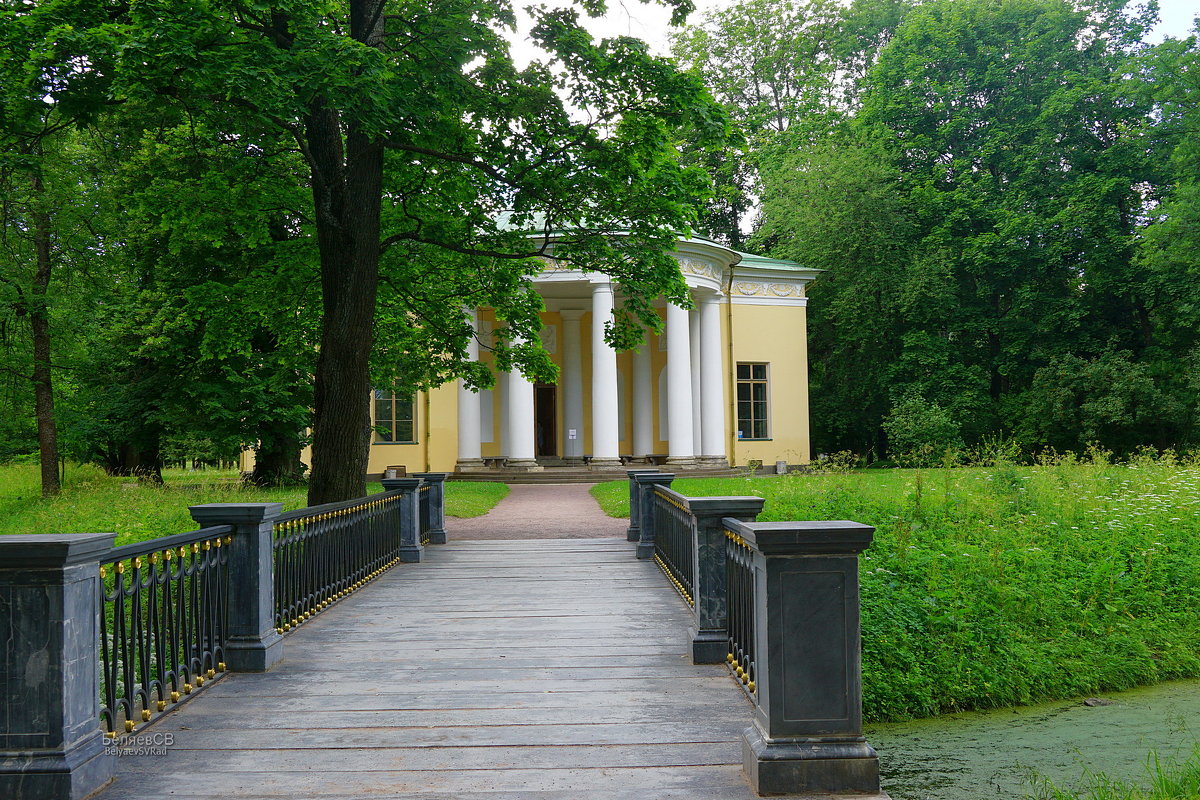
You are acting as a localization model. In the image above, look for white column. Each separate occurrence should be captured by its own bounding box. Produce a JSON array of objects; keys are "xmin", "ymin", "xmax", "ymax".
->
[
  {"xmin": 699, "ymin": 293, "xmax": 727, "ymax": 465},
  {"xmin": 632, "ymin": 335, "xmax": 653, "ymax": 458},
  {"xmin": 690, "ymin": 308, "xmax": 703, "ymax": 459},
  {"xmin": 590, "ymin": 281, "xmax": 622, "ymax": 467},
  {"xmin": 561, "ymin": 310, "xmax": 585, "ymax": 464},
  {"xmin": 502, "ymin": 333, "xmax": 542, "ymax": 472},
  {"xmin": 666, "ymin": 300, "xmax": 695, "ymax": 465},
  {"xmin": 456, "ymin": 308, "xmax": 484, "ymax": 470}
]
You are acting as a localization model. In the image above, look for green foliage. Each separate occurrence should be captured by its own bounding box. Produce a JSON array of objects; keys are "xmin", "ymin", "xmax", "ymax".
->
[
  {"xmin": 883, "ymin": 394, "xmax": 963, "ymax": 466},
  {"xmin": 594, "ymin": 462, "xmax": 1200, "ymax": 722},
  {"xmin": 754, "ymin": 137, "xmax": 914, "ymax": 455},
  {"xmin": 2, "ymin": 0, "xmax": 735, "ymax": 503},
  {"xmin": 1015, "ymin": 352, "xmax": 1190, "ymax": 454},
  {"xmin": 676, "ymin": 0, "xmax": 1200, "ymax": 461}
]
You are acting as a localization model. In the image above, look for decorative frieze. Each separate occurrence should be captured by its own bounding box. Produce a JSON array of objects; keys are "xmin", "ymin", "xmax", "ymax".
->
[
  {"xmin": 731, "ymin": 279, "xmax": 809, "ymax": 306},
  {"xmin": 677, "ymin": 258, "xmax": 724, "ymax": 281}
]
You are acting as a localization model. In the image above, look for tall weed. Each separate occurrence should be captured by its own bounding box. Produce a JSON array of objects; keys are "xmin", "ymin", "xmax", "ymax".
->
[
  {"xmin": 602, "ymin": 462, "xmax": 1200, "ymax": 722},
  {"xmin": 1030, "ymin": 751, "xmax": 1200, "ymax": 799}
]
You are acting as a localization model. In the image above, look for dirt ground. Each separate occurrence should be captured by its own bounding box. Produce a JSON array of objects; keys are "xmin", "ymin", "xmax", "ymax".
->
[{"xmin": 446, "ymin": 483, "xmax": 629, "ymax": 540}]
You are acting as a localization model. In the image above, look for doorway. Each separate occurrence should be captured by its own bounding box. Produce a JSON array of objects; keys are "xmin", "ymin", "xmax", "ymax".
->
[{"xmin": 534, "ymin": 383, "xmax": 557, "ymax": 458}]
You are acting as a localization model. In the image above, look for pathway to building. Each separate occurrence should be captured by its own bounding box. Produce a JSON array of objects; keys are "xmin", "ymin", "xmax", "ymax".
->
[
  {"xmin": 97, "ymin": 537, "xmax": 762, "ymax": 799},
  {"xmin": 448, "ymin": 482, "xmax": 628, "ymax": 539}
]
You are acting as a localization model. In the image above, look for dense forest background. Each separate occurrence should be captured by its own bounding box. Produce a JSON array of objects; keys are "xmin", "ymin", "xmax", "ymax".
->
[
  {"xmin": 2, "ymin": 0, "xmax": 1198, "ymax": 491},
  {"xmin": 675, "ymin": 0, "xmax": 1200, "ymax": 463}
]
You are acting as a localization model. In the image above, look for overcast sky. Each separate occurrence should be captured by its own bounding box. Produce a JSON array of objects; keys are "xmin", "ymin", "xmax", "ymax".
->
[{"xmin": 511, "ymin": 0, "xmax": 1198, "ymax": 66}]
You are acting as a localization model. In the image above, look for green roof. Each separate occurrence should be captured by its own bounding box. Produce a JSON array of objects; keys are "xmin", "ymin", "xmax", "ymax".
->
[{"xmin": 731, "ymin": 250, "xmax": 813, "ymax": 272}]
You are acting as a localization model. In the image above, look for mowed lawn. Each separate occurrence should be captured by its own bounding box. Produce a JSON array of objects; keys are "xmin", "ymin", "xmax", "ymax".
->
[
  {"xmin": 0, "ymin": 464, "xmax": 508, "ymax": 547},
  {"xmin": 594, "ymin": 462, "xmax": 1200, "ymax": 722}
]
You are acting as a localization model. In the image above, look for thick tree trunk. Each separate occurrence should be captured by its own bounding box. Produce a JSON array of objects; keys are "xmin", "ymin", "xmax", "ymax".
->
[
  {"xmin": 250, "ymin": 425, "xmax": 306, "ymax": 486},
  {"xmin": 102, "ymin": 440, "xmax": 164, "ymax": 483},
  {"xmin": 29, "ymin": 170, "xmax": 60, "ymax": 497},
  {"xmin": 304, "ymin": 0, "xmax": 386, "ymax": 506},
  {"xmin": 305, "ymin": 125, "xmax": 383, "ymax": 505}
]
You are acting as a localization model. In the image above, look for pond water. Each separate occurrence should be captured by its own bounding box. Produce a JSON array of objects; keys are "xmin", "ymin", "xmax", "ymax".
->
[{"xmin": 867, "ymin": 680, "xmax": 1200, "ymax": 799}]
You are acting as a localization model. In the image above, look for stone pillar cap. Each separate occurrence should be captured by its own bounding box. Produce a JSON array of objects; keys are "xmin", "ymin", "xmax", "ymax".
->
[
  {"xmin": 724, "ymin": 519, "xmax": 875, "ymax": 555},
  {"xmin": 684, "ymin": 495, "xmax": 765, "ymax": 517},
  {"xmin": 189, "ymin": 502, "xmax": 284, "ymax": 525},
  {"xmin": 0, "ymin": 533, "xmax": 117, "ymax": 568},
  {"xmin": 382, "ymin": 477, "xmax": 421, "ymax": 490}
]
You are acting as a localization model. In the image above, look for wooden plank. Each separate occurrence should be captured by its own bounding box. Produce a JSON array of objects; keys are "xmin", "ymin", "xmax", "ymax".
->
[
  {"xmin": 105, "ymin": 765, "xmax": 755, "ymax": 799},
  {"xmin": 98, "ymin": 538, "xmax": 760, "ymax": 800}
]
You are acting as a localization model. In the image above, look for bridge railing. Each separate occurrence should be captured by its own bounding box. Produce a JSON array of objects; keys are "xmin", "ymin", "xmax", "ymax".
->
[
  {"xmin": 271, "ymin": 489, "xmax": 405, "ymax": 635},
  {"xmin": 412, "ymin": 472, "xmax": 448, "ymax": 545},
  {"xmin": 0, "ymin": 476, "xmax": 449, "ymax": 800},
  {"xmin": 628, "ymin": 471, "xmax": 886, "ymax": 797},
  {"xmin": 99, "ymin": 525, "xmax": 233, "ymax": 738},
  {"xmin": 650, "ymin": 485, "xmax": 696, "ymax": 607}
]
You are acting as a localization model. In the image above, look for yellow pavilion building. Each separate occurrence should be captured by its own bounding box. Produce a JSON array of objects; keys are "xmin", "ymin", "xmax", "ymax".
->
[{"xmin": 364, "ymin": 236, "xmax": 818, "ymax": 476}]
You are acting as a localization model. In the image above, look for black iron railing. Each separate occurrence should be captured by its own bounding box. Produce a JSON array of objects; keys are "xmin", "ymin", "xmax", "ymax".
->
[
  {"xmin": 99, "ymin": 526, "xmax": 233, "ymax": 735},
  {"xmin": 653, "ymin": 487, "xmax": 695, "ymax": 607},
  {"xmin": 272, "ymin": 489, "xmax": 403, "ymax": 634},
  {"xmin": 724, "ymin": 524, "xmax": 756, "ymax": 698},
  {"xmin": 419, "ymin": 483, "xmax": 432, "ymax": 545}
]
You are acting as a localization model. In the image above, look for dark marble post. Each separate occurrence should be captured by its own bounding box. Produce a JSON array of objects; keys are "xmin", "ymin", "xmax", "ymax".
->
[
  {"xmin": 634, "ymin": 472, "xmax": 674, "ymax": 560},
  {"xmin": 412, "ymin": 473, "xmax": 449, "ymax": 544},
  {"xmin": 724, "ymin": 519, "xmax": 888, "ymax": 798},
  {"xmin": 189, "ymin": 503, "xmax": 284, "ymax": 672},
  {"xmin": 625, "ymin": 469, "xmax": 660, "ymax": 542},
  {"xmin": 0, "ymin": 533, "xmax": 117, "ymax": 800},
  {"xmin": 683, "ymin": 496, "xmax": 764, "ymax": 664},
  {"xmin": 382, "ymin": 478, "xmax": 423, "ymax": 562}
]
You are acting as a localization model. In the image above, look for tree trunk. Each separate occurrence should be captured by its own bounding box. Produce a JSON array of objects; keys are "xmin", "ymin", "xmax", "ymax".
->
[
  {"xmin": 304, "ymin": 122, "xmax": 383, "ymax": 505},
  {"xmin": 250, "ymin": 425, "xmax": 306, "ymax": 486},
  {"xmin": 102, "ymin": 440, "xmax": 164, "ymax": 483},
  {"xmin": 29, "ymin": 168, "xmax": 60, "ymax": 497},
  {"xmin": 304, "ymin": 0, "xmax": 386, "ymax": 506}
]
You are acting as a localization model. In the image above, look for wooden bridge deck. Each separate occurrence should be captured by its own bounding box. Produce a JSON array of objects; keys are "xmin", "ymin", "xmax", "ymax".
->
[{"xmin": 97, "ymin": 538, "xmax": 763, "ymax": 799}]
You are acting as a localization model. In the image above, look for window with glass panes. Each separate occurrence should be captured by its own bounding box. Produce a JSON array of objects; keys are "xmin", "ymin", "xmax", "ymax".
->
[
  {"xmin": 736, "ymin": 363, "xmax": 769, "ymax": 439},
  {"xmin": 373, "ymin": 388, "xmax": 416, "ymax": 443}
]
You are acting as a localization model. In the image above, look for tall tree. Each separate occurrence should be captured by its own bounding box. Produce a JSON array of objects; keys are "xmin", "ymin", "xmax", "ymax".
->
[
  {"xmin": 672, "ymin": 0, "xmax": 853, "ymax": 244},
  {"xmin": 0, "ymin": 130, "xmax": 101, "ymax": 494},
  {"xmin": 753, "ymin": 138, "xmax": 915, "ymax": 455},
  {"xmin": 0, "ymin": 0, "xmax": 131, "ymax": 492},
  {"xmin": 854, "ymin": 0, "xmax": 1158, "ymax": 447},
  {"xmin": 10, "ymin": 0, "xmax": 732, "ymax": 503}
]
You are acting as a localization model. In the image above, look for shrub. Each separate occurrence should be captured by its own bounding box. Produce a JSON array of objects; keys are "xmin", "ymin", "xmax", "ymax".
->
[{"xmin": 883, "ymin": 394, "xmax": 963, "ymax": 467}]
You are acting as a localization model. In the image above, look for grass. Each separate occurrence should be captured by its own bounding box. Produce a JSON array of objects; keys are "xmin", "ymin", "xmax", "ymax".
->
[
  {"xmin": 0, "ymin": 464, "xmax": 508, "ymax": 546},
  {"xmin": 444, "ymin": 481, "xmax": 509, "ymax": 517},
  {"xmin": 593, "ymin": 461, "xmax": 1200, "ymax": 722},
  {"xmin": 1031, "ymin": 751, "xmax": 1200, "ymax": 799}
]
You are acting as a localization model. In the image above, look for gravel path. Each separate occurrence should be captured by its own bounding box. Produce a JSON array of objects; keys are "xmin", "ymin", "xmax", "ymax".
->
[{"xmin": 447, "ymin": 483, "xmax": 628, "ymax": 540}]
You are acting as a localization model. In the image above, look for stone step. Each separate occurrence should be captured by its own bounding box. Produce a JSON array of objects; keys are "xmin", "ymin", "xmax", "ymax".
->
[{"xmin": 450, "ymin": 468, "xmax": 748, "ymax": 484}]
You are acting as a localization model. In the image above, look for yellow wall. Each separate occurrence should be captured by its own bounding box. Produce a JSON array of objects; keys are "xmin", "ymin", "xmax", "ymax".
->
[
  {"xmin": 729, "ymin": 303, "xmax": 811, "ymax": 466},
  {"xmin": 365, "ymin": 382, "xmax": 459, "ymax": 475}
]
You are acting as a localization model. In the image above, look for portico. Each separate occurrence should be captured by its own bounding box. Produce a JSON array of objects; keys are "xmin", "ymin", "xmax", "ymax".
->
[{"xmin": 455, "ymin": 284, "xmax": 732, "ymax": 472}]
